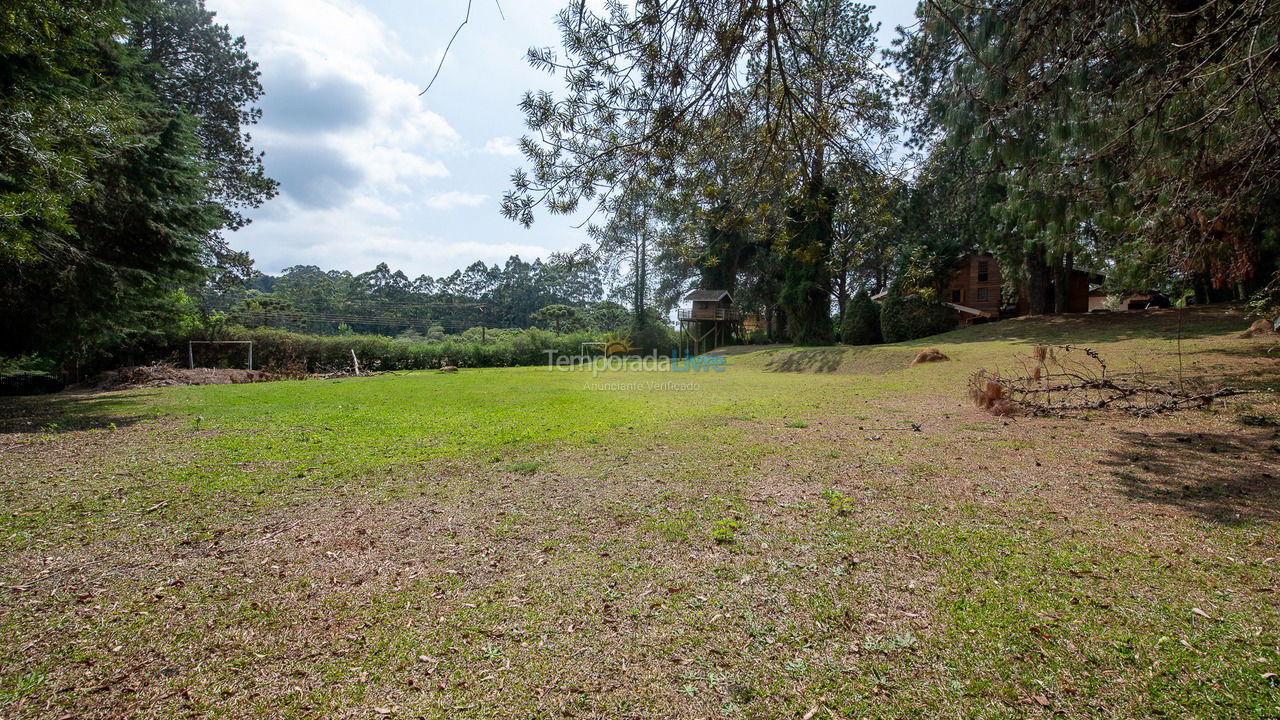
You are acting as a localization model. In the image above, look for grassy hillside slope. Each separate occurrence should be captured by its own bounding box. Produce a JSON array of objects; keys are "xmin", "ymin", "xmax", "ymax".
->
[{"xmin": 1, "ymin": 305, "xmax": 1277, "ymax": 719}]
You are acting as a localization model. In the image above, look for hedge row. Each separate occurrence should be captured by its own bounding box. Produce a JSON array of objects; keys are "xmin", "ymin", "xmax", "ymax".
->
[
  {"xmin": 879, "ymin": 293, "xmax": 958, "ymax": 343},
  {"xmin": 181, "ymin": 326, "xmax": 679, "ymax": 373}
]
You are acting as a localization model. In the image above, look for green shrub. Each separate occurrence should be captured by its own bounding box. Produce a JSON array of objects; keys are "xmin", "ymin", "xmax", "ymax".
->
[
  {"xmin": 181, "ymin": 325, "xmax": 665, "ymax": 372},
  {"xmin": 627, "ymin": 322, "xmax": 677, "ymax": 354},
  {"xmin": 840, "ymin": 289, "xmax": 882, "ymax": 345},
  {"xmin": 880, "ymin": 286, "xmax": 957, "ymax": 343},
  {"xmin": 0, "ymin": 355, "xmax": 64, "ymax": 396}
]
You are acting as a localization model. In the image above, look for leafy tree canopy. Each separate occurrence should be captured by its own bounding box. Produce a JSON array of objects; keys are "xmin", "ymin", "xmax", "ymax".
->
[{"xmin": 0, "ymin": 0, "xmax": 275, "ymax": 361}]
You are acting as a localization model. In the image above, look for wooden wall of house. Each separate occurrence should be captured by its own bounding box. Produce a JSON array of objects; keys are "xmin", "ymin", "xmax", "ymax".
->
[
  {"xmin": 945, "ymin": 254, "xmax": 1097, "ymax": 317},
  {"xmin": 1065, "ymin": 271, "xmax": 1091, "ymax": 313},
  {"xmin": 691, "ymin": 298, "xmax": 731, "ymax": 311},
  {"xmin": 947, "ymin": 254, "xmax": 1005, "ymax": 315}
]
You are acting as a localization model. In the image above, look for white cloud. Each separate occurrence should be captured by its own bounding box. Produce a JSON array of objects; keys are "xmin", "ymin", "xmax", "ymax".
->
[
  {"xmin": 481, "ymin": 136, "xmax": 522, "ymax": 156},
  {"xmin": 213, "ymin": 0, "xmax": 458, "ymax": 210},
  {"xmin": 425, "ymin": 191, "xmax": 489, "ymax": 210},
  {"xmin": 241, "ymin": 201, "xmax": 553, "ymax": 276},
  {"xmin": 208, "ymin": 0, "xmax": 595, "ymax": 278}
]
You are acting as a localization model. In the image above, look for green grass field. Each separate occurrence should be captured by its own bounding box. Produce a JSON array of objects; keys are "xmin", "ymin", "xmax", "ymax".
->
[{"xmin": 3, "ymin": 306, "xmax": 1279, "ymax": 718}]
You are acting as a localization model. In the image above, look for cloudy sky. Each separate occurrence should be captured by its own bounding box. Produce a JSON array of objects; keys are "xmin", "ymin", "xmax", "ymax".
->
[{"xmin": 207, "ymin": 0, "xmax": 919, "ymax": 279}]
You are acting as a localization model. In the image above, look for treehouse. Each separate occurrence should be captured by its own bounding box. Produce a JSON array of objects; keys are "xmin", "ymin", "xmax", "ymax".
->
[{"xmin": 679, "ymin": 289, "xmax": 743, "ymax": 354}]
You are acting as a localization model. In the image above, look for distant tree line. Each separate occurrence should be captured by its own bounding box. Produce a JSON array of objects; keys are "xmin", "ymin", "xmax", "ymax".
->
[{"xmin": 201, "ymin": 257, "xmax": 636, "ymax": 337}]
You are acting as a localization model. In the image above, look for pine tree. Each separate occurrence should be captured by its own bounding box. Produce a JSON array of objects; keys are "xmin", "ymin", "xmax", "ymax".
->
[
  {"xmin": 895, "ymin": 0, "xmax": 1280, "ymax": 303},
  {"xmin": 0, "ymin": 0, "xmax": 275, "ymax": 361},
  {"xmin": 503, "ymin": 0, "xmax": 894, "ymax": 343},
  {"xmin": 840, "ymin": 288, "xmax": 881, "ymax": 345}
]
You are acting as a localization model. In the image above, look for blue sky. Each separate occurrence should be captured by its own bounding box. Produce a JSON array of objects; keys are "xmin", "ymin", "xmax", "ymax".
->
[{"xmin": 207, "ymin": 0, "xmax": 920, "ymax": 279}]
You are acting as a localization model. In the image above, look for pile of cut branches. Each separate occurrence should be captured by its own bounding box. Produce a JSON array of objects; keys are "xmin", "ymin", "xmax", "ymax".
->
[{"xmin": 970, "ymin": 344, "xmax": 1255, "ymax": 417}]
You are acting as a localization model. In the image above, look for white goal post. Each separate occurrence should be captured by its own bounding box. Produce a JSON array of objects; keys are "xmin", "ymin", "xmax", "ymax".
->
[{"xmin": 188, "ymin": 340, "xmax": 254, "ymax": 370}]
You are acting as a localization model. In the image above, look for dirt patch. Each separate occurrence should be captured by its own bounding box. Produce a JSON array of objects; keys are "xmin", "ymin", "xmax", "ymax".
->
[
  {"xmin": 749, "ymin": 345, "xmax": 918, "ymax": 374},
  {"xmin": 77, "ymin": 364, "xmax": 277, "ymax": 391},
  {"xmin": 706, "ymin": 343, "xmax": 793, "ymax": 356},
  {"xmin": 911, "ymin": 347, "xmax": 950, "ymax": 365}
]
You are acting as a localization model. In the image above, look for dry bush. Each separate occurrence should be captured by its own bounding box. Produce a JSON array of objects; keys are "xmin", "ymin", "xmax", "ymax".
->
[
  {"xmin": 970, "ymin": 344, "xmax": 1254, "ymax": 417},
  {"xmin": 968, "ymin": 371, "xmax": 1018, "ymax": 415},
  {"xmin": 1240, "ymin": 318, "xmax": 1278, "ymax": 338},
  {"xmin": 911, "ymin": 347, "xmax": 950, "ymax": 366},
  {"xmin": 274, "ymin": 342, "xmax": 309, "ymax": 379}
]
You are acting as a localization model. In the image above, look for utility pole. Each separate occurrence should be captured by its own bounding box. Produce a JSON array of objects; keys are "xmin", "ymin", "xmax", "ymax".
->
[{"xmin": 480, "ymin": 305, "xmax": 486, "ymax": 343}]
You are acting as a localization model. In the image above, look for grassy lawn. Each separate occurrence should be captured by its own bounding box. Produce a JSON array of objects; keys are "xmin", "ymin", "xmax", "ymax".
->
[{"xmin": 2, "ymin": 306, "xmax": 1278, "ymax": 718}]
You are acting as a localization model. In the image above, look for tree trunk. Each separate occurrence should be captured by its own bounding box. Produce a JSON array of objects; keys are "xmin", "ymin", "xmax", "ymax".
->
[
  {"xmin": 835, "ymin": 266, "xmax": 849, "ymax": 318},
  {"xmin": 1193, "ymin": 275, "xmax": 1207, "ymax": 305},
  {"xmin": 1025, "ymin": 244, "xmax": 1050, "ymax": 315},
  {"xmin": 633, "ymin": 226, "xmax": 647, "ymax": 327},
  {"xmin": 1052, "ymin": 251, "xmax": 1073, "ymax": 314}
]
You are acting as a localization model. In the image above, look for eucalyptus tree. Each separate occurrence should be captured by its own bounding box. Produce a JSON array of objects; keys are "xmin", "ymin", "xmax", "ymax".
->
[
  {"xmin": 504, "ymin": 0, "xmax": 896, "ymax": 343},
  {"xmin": 829, "ymin": 159, "xmax": 898, "ymax": 314},
  {"xmin": 585, "ymin": 178, "xmax": 667, "ymax": 328},
  {"xmin": 897, "ymin": 0, "xmax": 1280, "ymax": 306}
]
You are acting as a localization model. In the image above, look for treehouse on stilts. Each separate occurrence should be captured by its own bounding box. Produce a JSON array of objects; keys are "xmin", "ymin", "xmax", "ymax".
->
[{"xmin": 679, "ymin": 289, "xmax": 743, "ymax": 356}]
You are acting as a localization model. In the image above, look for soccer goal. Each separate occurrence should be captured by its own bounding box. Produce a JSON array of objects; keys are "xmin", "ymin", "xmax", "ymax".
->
[{"xmin": 188, "ymin": 340, "xmax": 254, "ymax": 370}]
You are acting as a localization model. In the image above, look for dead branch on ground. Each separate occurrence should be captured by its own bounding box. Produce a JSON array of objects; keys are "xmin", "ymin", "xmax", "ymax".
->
[{"xmin": 970, "ymin": 344, "xmax": 1258, "ymax": 417}]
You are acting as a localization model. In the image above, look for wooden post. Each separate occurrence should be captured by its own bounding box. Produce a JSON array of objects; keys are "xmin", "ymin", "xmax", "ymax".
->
[
  {"xmin": 350, "ymin": 349, "xmax": 360, "ymax": 376},
  {"xmin": 188, "ymin": 342, "xmax": 194, "ymax": 369}
]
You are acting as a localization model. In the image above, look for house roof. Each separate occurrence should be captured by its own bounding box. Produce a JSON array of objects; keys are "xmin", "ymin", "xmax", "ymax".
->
[
  {"xmin": 683, "ymin": 289, "xmax": 733, "ymax": 303},
  {"xmin": 866, "ymin": 292, "xmax": 990, "ymax": 317},
  {"xmin": 943, "ymin": 301, "xmax": 991, "ymax": 317},
  {"xmin": 1073, "ymin": 267, "xmax": 1106, "ymax": 285}
]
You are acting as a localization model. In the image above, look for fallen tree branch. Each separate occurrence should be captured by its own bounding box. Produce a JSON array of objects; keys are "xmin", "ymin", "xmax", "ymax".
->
[{"xmin": 970, "ymin": 344, "xmax": 1260, "ymax": 417}]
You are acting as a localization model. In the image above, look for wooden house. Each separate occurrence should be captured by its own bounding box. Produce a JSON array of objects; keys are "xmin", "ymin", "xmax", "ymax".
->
[
  {"xmin": 679, "ymin": 290, "xmax": 745, "ymax": 354},
  {"xmin": 943, "ymin": 253, "xmax": 1007, "ymax": 323},
  {"xmin": 940, "ymin": 253, "xmax": 1103, "ymax": 325},
  {"xmin": 681, "ymin": 290, "xmax": 738, "ymax": 321}
]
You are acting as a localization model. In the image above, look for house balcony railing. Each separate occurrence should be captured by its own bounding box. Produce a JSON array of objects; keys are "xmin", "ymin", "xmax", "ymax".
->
[{"xmin": 678, "ymin": 308, "xmax": 743, "ymax": 322}]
